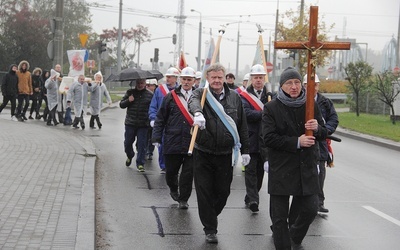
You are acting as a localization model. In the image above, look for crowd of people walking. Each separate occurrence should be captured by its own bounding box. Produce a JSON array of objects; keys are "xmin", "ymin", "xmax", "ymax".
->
[{"xmin": 2, "ymin": 60, "xmax": 338, "ymax": 249}]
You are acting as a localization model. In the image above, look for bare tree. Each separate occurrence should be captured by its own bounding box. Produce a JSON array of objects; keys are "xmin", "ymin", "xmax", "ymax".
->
[
  {"xmin": 344, "ymin": 61, "xmax": 373, "ymax": 116},
  {"xmin": 372, "ymin": 71, "xmax": 400, "ymax": 124}
]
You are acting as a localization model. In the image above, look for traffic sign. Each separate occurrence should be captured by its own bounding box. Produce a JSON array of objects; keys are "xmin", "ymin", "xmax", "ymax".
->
[{"xmin": 266, "ymin": 62, "xmax": 273, "ymax": 73}]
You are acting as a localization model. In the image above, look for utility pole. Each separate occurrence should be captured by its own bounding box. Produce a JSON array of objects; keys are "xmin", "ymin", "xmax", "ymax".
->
[
  {"xmin": 272, "ymin": 2, "xmax": 279, "ymax": 90},
  {"xmin": 117, "ymin": 0, "xmax": 122, "ymax": 72},
  {"xmin": 54, "ymin": 0, "xmax": 64, "ymax": 68}
]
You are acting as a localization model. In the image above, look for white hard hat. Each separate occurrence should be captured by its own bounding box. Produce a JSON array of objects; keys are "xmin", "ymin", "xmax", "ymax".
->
[
  {"xmin": 165, "ymin": 67, "xmax": 180, "ymax": 77},
  {"xmin": 146, "ymin": 79, "xmax": 158, "ymax": 85},
  {"xmin": 195, "ymin": 71, "xmax": 202, "ymax": 79},
  {"xmin": 180, "ymin": 67, "xmax": 196, "ymax": 77},
  {"xmin": 250, "ymin": 64, "xmax": 266, "ymax": 75},
  {"xmin": 303, "ymin": 74, "xmax": 320, "ymax": 83},
  {"xmin": 243, "ymin": 73, "xmax": 250, "ymax": 81}
]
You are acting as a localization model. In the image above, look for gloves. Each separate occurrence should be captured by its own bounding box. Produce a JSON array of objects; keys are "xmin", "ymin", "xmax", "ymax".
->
[
  {"xmin": 193, "ymin": 112, "xmax": 206, "ymax": 130},
  {"xmin": 150, "ymin": 120, "xmax": 155, "ymax": 127},
  {"xmin": 241, "ymin": 154, "xmax": 251, "ymax": 166},
  {"xmin": 152, "ymin": 142, "xmax": 160, "ymax": 148},
  {"xmin": 264, "ymin": 161, "xmax": 269, "ymax": 173}
]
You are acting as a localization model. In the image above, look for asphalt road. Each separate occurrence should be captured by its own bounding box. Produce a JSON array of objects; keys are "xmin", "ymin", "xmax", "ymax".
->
[{"xmin": 93, "ymin": 106, "xmax": 400, "ymax": 250}]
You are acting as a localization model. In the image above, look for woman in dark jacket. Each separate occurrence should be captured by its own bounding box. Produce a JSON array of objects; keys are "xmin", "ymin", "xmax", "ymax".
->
[
  {"xmin": 0, "ymin": 64, "xmax": 19, "ymax": 120},
  {"xmin": 39, "ymin": 70, "xmax": 50, "ymax": 121},
  {"xmin": 29, "ymin": 67, "xmax": 42, "ymax": 119}
]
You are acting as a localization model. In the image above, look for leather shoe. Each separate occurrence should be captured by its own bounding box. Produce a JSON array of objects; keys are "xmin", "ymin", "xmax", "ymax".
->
[
  {"xmin": 178, "ymin": 201, "xmax": 189, "ymax": 209},
  {"xmin": 249, "ymin": 201, "xmax": 259, "ymax": 212},
  {"xmin": 319, "ymin": 205, "xmax": 329, "ymax": 213},
  {"xmin": 170, "ymin": 191, "xmax": 179, "ymax": 201},
  {"xmin": 205, "ymin": 233, "xmax": 218, "ymax": 243}
]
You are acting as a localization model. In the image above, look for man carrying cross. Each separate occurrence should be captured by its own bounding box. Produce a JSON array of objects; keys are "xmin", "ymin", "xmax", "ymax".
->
[
  {"xmin": 262, "ymin": 67, "xmax": 327, "ymax": 249},
  {"xmin": 267, "ymin": 7, "xmax": 349, "ymax": 248}
]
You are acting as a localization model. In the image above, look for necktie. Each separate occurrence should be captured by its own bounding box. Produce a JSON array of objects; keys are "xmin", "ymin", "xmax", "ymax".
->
[
  {"xmin": 257, "ymin": 90, "xmax": 262, "ymax": 95},
  {"xmin": 184, "ymin": 91, "xmax": 189, "ymax": 101}
]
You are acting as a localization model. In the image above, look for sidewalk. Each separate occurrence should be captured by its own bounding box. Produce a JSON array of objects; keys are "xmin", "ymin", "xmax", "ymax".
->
[{"xmin": 0, "ymin": 108, "xmax": 96, "ymax": 249}]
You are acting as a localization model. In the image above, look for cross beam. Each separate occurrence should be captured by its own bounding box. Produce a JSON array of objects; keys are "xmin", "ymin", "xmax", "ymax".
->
[{"xmin": 275, "ymin": 6, "xmax": 350, "ymax": 135}]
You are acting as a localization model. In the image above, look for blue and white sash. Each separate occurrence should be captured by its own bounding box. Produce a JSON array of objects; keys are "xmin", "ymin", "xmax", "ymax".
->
[{"xmin": 206, "ymin": 90, "xmax": 241, "ymax": 166}]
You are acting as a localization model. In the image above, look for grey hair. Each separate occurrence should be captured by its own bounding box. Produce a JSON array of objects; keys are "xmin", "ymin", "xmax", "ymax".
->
[{"xmin": 206, "ymin": 63, "xmax": 226, "ymax": 76}]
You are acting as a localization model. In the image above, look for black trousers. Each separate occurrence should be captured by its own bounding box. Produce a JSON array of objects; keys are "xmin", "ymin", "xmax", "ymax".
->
[
  {"xmin": 318, "ymin": 160, "xmax": 327, "ymax": 207},
  {"xmin": 0, "ymin": 95, "xmax": 17, "ymax": 116},
  {"xmin": 270, "ymin": 194, "xmax": 318, "ymax": 249},
  {"xmin": 16, "ymin": 94, "xmax": 30, "ymax": 116},
  {"xmin": 164, "ymin": 154, "xmax": 194, "ymax": 202},
  {"xmin": 193, "ymin": 149, "xmax": 233, "ymax": 235},
  {"xmin": 244, "ymin": 152, "xmax": 265, "ymax": 204}
]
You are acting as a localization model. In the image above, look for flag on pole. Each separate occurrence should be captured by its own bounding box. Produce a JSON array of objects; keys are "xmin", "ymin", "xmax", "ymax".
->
[
  {"xmin": 178, "ymin": 50, "xmax": 187, "ymax": 70},
  {"xmin": 199, "ymin": 37, "xmax": 215, "ymax": 87},
  {"xmin": 252, "ymin": 34, "xmax": 269, "ymax": 82}
]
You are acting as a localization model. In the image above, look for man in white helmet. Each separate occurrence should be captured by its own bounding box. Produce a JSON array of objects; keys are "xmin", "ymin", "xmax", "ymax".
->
[
  {"xmin": 149, "ymin": 67, "xmax": 180, "ymax": 173},
  {"xmin": 194, "ymin": 71, "xmax": 202, "ymax": 89},
  {"xmin": 236, "ymin": 73, "xmax": 250, "ymax": 94},
  {"xmin": 240, "ymin": 64, "xmax": 272, "ymax": 213},
  {"xmin": 152, "ymin": 66, "xmax": 196, "ymax": 209},
  {"xmin": 303, "ymin": 74, "xmax": 338, "ymax": 214}
]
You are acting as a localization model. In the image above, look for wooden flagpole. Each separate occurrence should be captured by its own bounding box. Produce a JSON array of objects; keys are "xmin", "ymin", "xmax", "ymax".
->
[{"xmin": 188, "ymin": 27, "xmax": 225, "ymax": 156}]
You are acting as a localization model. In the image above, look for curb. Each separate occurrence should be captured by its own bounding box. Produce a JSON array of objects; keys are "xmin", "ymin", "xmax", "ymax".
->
[{"xmin": 335, "ymin": 127, "xmax": 400, "ymax": 152}]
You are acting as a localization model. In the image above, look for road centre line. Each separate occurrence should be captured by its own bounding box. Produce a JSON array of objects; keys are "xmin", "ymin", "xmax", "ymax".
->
[{"xmin": 362, "ymin": 206, "xmax": 400, "ymax": 227}]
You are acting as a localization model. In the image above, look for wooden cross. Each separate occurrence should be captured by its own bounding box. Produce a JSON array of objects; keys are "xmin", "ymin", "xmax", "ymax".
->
[{"xmin": 275, "ymin": 6, "xmax": 350, "ymax": 136}]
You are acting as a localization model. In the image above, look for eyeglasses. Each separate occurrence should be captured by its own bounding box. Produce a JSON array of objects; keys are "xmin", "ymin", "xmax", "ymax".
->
[{"xmin": 283, "ymin": 80, "xmax": 302, "ymax": 86}]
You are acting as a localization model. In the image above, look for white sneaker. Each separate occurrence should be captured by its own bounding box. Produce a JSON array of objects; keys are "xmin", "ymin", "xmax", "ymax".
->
[{"xmin": 11, "ymin": 116, "xmax": 17, "ymax": 121}]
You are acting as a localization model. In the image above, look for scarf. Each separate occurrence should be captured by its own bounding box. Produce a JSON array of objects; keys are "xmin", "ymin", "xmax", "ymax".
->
[{"xmin": 277, "ymin": 87, "xmax": 306, "ymax": 107}]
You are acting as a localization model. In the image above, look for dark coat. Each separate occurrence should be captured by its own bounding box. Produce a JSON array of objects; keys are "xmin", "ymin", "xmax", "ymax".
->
[
  {"xmin": 262, "ymin": 97, "xmax": 327, "ymax": 196},
  {"xmin": 152, "ymin": 86, "xmax": 193, "ymax": 154},
  {"xmin": 241, "ymin": 85, "xmax": 272, "ymax": 153},
  {"xmin": 316, "ymin": 93, "xmax": 339, "ymax": 160},
  {"xmin": 188, "ymin": 83, "xmax": 249, "ymax": 155},
  {"xmin": 119, "ymin": 87, "xmax": 153, "ymax": 127},
  {"xmin": 31, "ymin": 74, "xmax": 41, "ymax": 100},
  {"xmin": 1, "ymin": 64, "xmax": 19, "ymax": 97}
]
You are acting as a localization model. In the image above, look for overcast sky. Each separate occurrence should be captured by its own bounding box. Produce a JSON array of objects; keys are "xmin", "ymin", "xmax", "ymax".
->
[{"xmin": 86, "ymin": 0, "xmax": 399, "ymax": 75}]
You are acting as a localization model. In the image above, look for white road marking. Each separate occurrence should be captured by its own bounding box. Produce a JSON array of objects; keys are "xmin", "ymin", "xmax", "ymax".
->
[{"xmin": 363, "ymin": 205, "xmax": 400, "ymax": 227}]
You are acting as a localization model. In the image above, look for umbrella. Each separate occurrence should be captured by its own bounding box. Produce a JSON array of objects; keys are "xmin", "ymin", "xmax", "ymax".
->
[
  {"xmin": 115, "ymin": 68, "xmax": 153, "ymax": 82},
  {"xmin": 147, "ymin": 70, "xmax": 163, "ymax": 80}
]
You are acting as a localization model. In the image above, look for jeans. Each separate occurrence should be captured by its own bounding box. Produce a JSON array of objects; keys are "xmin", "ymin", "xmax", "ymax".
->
[
  {"xmin": 16, "ymin": 94, "xmax": 30, "ymax": 117},
  {"xmin": 0, "ymin": 95, "xmax": 17, "ymax": 116},
  {"xmin": 124, "ymin": 125, "xmax": 148, "ymax": 167}
]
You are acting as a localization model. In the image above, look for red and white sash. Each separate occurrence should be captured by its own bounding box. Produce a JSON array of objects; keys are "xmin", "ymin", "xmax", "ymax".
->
[
  {"xmin": 171, "ymin": 90, "xmax": 194, "ymax": 125},
  {"xmin": 240, "ymin": 90, "xmax": 263, "ymax": 111},
  {"xmin": 236, "ymin": 86, "xmax": 245, "ymax": 94},
  {"xmin": 159, "ymin": 84, "xmax": 170, "ymax": 97}
]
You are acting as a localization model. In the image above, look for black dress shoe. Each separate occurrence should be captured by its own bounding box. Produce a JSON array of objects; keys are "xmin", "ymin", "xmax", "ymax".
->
[
  {"xmin": 205, "ymin": 233, "xmax": 218, "ymax": 243},
  {"xmin": 319, "ymin": 205, "xmax": 329, "ymax": 213},
  {"xmin": 170, "ymin": 191, "xmax": 179, "ymax": 201},
  {"xmin": 249, "ymin": 201, "xmax": 259, "ymax": 212}
]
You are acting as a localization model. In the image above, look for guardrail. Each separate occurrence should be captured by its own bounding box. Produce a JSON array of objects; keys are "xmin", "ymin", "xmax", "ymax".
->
[{"xmin": 322, "ymin": 93, "xmax": 348, "ymax": 100}]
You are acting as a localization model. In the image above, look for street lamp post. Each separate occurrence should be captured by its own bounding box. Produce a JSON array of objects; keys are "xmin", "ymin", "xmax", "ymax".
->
[
  {"xmin": 226, "ymin": 16, "xmax": 243, "ymax": 78},
  {"xmin": 191, "ymin": 9, "xmax": 202, "ymax": 71}
]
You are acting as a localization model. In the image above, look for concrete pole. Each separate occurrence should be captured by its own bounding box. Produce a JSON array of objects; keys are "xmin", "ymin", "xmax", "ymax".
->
[
  {"xmin": 117, "ymin": 0, "xmax": 122, "ymax": 72},
  {"xmin": 54, "ymin": 0, "xmax": 64, "ymax": 69}
]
